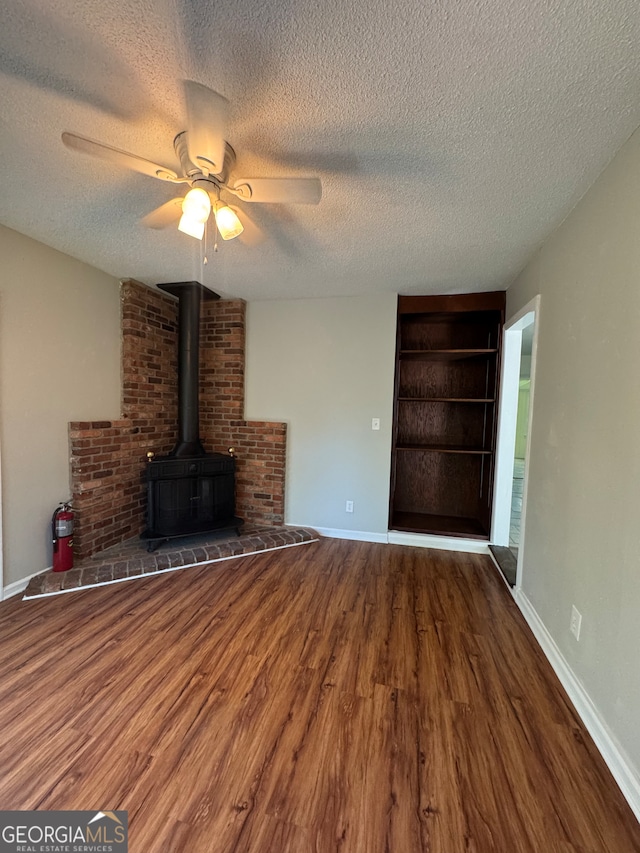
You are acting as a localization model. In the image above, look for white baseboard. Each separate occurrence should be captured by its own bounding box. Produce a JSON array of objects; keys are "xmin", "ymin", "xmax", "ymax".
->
[
  {"xmin": 306, "ymin": 524, "xmax": 489, "ymax": 554},
  {"xmin": 515, "ymin": 589, "xmax": 640, "ymax": 823},
  {"xmin": 294, "ymin": 526, "xmax": 490, "ymax": 553},
  {"xmin": 3, "ymin": 566, "xmax": 51, "ymax": 600},
  {"xmin": 388, "ymin": 531, "xmax": 490, "ymax": 554},
  {"xmin": 312, "ymin": 527, "xmax": 388, "ymax": 544}
]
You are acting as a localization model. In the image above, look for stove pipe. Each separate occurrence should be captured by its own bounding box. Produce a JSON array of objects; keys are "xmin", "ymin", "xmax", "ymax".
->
[{"xmin": 157, "ymin": 281, "xmax": 220, "ymax": 458}]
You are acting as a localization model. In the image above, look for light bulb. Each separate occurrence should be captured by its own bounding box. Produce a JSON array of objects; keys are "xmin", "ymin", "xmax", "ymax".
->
[
  {"xmin": 178, "ymin": 187, "xmax": 211, "ymax": 240},
  {"xmin": 178, "ymin": 215, "xmax": 205, "ymax": 240},
  {"xmin": 213, "ymin": 202, "xmax": 244, "ymax": 240}
]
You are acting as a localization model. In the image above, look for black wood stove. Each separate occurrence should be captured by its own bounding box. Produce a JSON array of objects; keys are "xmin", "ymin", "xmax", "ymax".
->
[{"xmin": 142, "ymin": 281, "xmax": 242, "ymax": 551}]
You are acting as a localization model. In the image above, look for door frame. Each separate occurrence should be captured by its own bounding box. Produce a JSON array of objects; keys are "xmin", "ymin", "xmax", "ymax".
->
[{"xmin": 492, "ymin": 294, "xmax": 540, "ymax": 590}]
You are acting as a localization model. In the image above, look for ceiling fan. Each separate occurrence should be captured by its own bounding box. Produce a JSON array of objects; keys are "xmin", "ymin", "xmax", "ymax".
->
[{"xmin": 62, "ymin": 81, "xmax": 322, "ymax": 243}]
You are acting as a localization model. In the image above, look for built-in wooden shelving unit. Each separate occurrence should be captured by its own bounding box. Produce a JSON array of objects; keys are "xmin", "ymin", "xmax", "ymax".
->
[{"xmin": 389, "ymin": 292, "xmax": 506, "ymax": 539}]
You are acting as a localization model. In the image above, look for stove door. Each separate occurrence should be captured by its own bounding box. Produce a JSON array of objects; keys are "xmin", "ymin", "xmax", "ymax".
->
[{"xmin": 148, "ymin": 470, "xmax": 235, "ymax": 537}]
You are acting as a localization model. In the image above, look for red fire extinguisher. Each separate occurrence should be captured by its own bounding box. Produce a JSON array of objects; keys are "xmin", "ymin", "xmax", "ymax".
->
[{"xmin": 52, "ymin": 502, "xmax": 74, "ymax": 572}]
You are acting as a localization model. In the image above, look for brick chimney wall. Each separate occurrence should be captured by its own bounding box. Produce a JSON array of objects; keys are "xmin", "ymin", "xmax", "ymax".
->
[
  {"xmin": 200, "ymin": 300, "xmax": 287, "ymax": 527},
  {"xmin": 69, "ymin": 280, "xmax": 286, "ymax": 559}
]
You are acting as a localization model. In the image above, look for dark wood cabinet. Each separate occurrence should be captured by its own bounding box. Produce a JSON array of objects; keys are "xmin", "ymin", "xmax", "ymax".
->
[{"xmin": 389, "ymin": 292, "xmax": 505, "ymax": 539}]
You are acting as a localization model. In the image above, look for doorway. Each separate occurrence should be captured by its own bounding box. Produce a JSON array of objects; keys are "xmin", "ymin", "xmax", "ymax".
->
[{"xmin": 491, "ymin": 296, "xmax": 540, "ymax": 589}]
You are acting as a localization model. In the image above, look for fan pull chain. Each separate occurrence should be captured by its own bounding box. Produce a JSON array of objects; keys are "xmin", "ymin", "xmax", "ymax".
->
[
  {"xmin": 200, "ymin": 212, "xmax": 218, "ymax": 280},
  {"xmin": 200, "ymin": 221, "xmax": 208, "ymax": 269}
]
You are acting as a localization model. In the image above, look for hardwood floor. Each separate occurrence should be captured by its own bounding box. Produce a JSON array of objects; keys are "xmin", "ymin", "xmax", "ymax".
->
[{"xmin": 0, "ymin": 539, "xmax": 638, "ymax": 852}]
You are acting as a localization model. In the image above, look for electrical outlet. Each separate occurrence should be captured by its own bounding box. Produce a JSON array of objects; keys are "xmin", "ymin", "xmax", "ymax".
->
[
  {"xmin": 371, "ymin": 417, "xmax": 380, "ymax": 431},
  {"xmin": 345, "ymin": 500, "xmax": 354, "ymax": 513},
  {"xmin": 570, "ymin": 605, "xmax": 582, "ymax": 641}
]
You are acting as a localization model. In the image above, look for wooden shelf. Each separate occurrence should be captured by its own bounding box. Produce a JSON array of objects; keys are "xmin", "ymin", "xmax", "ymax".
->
[
  {"xmin": 396, "ymin": 444, "xmax": 492, "ymax": 455},
  {"xmin": 398, "ymin": 397, "xmax": 495, "ymax": 403},
  {"xmin": 390, "ymin": 292, "xmax": 505, "ymax": 539},
  {"xmin": 390, "ymin": 511, "xmax": 489, "ymax": 539},
  {"xmin": 400, "ymin": 348, "xmax": 497, "ymax": 361}
]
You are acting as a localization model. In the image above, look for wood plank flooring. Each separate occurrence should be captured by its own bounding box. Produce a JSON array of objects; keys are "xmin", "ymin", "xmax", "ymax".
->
[{"xmin": 0, "ymin": 539, "xmax": 638, "ymax": 852}]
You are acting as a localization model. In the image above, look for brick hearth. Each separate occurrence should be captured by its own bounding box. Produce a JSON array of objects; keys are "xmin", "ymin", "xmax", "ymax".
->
[
  {"xmin": 24, "ymin": 526, "xmax": 318, "ymax": 599},
  {"xmin": 69, "ymin": 280, "xmax": 287, "ymax": 559}
]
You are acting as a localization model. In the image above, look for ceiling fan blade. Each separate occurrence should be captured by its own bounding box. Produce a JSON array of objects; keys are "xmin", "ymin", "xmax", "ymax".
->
[
  {"xmin": 141, "ymin": 197, "xmax": 184, "ymax": 229},
  {"xmin": 183, "ymin": 81, "xmax": 229, "ymax": 177},
  {"xmin": 62, "ymin": 132, "xmax": 178, "ymax": 181},
  {"xmin": 229, "ymin": 177, "xmax": 322, "ymax": 205},
  {"xmin": 228, "ymin": 206, "xmax": 265, "ymax": 246}
]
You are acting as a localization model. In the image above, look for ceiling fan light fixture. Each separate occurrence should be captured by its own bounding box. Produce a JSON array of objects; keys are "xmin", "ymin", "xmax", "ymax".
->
[
  {"xmin": 63, "ymin": 84, "xmax": 321, "ymax": 249},
  {"xmin": 178, "ymin": 215, "xmax": 206, "ymax": 240},
  {"xmin": 178, "ymin": 187, "xmax": 211, "ymax": 240},
  {"xmin": 213, "ymin": 201, "xmax": 244, "ymax": 240}
]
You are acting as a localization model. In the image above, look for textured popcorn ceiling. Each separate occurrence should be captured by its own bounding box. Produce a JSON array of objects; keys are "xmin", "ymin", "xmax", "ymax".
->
[{"xmin": 1, "ymin": 0, "xmax": 639, "ymax": 300}]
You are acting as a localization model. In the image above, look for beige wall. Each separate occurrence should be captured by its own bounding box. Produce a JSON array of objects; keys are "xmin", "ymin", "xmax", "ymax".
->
[
  {"xmin": 507, "ymin": 127, "xmax": 640, "ymax": 774},
  {"xmin": 245, "ymin": 294, "xmax": 397, "ymax": 535},
  {"xmin": 0, "ymin": 225, "xmax": 121, "ymax": 588}
]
